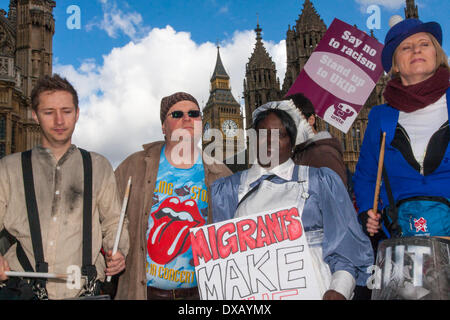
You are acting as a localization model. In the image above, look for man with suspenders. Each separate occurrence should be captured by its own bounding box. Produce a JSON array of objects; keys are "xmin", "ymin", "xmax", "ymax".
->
[{"xmin": 0, "ymin": 74, "xmax": 129, "ymax": 299}]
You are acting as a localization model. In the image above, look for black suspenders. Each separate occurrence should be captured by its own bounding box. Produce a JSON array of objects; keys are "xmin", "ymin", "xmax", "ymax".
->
[
  {"xmin": 79, "ymin": 148, "xmax": 97, "ymax": 287},
  {"xmin": 17, "ymin": 148, "xmax": 96, "ymax": 293},
  {"xmin": 20, "ymin": 150, "xmax": 48, "ymax": 294}
]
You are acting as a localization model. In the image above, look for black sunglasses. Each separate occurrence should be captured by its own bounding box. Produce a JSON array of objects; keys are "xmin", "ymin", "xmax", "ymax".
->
[{"xmin": 169, "ymin": 110, "xmax": 201, "ymax": 119}]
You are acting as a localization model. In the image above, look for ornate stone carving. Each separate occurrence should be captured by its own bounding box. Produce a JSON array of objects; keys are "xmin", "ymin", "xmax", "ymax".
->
[{"xmin": 0, "ymin": 23, "xmax": 15, "ymax": 57}]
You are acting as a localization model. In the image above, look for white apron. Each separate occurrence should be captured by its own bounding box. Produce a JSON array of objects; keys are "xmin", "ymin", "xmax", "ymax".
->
[{"xmin": 235, "ymin": 165, "xmax": 332, "ymax": 298}]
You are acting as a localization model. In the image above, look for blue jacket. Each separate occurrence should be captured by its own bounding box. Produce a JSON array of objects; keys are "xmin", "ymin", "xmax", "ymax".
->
[
  {"xmin": 211, "ymin": 166, "xmax": 374, "ymax": 286},
  {"xmin": 353, "ymin": 88, "xmax": 450, "ymax": 236}
]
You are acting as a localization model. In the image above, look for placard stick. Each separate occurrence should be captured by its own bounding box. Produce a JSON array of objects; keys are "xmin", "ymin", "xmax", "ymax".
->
[
  {"xmin": 371, "ymin": 132, "xmax": 386, "ymax": 236},
  {"xmin": 106, "ymin": 176, "xmax": 131, "ymax": 282}
]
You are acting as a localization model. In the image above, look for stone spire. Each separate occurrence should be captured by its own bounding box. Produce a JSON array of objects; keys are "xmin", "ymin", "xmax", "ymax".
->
[
  {"xmin": 8, "ymin": 0, "xmax": 16, "ymax": 26},
  {"xmin": 247, "ymin": 24, "xmax": 278, "ymax": 72},
  {"xmin": 210, "ymin": 45, "xmax": 229, "ymax": 82},
  {"xmin": 404, "ymin": 0, "xmax": 419, "ymax": 19},
  {"xmin": 255, "ymin": 22, "xmax": 262, "ymax": 42},
  {"xmin": 281, "ymin": 0, "xmax": 326, "ymax": 95},
  {"xmin": 243, "ymin": 23, "xmax": 281, "ymax": 130},
  {"xmin": 205, "ymin": 45, "xmax": 239, "ymax": 108},
  {"xmin": 296, "ymin": 0, "xmax": 326, "ymax": 32}
]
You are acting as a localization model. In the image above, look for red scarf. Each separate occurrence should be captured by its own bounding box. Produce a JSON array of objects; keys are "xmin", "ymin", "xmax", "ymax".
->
[{"xmin": 383, "ymin": 67, "xmax": 449, "ymax": 113}]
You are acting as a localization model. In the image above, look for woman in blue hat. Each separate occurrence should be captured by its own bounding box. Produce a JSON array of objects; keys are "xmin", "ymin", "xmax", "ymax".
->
[{"xmin": 353, "ymin": 18, "xmax": 450, "ymax": 239}]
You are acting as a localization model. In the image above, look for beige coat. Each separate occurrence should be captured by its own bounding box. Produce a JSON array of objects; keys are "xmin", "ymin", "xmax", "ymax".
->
[{"xmin": 114, "ymin": 141, "xmax": 232, "ymax": 300}]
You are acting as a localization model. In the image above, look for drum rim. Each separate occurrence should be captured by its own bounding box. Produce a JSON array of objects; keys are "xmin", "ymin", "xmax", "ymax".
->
[{"xmin": 377, "ymin": 236, "xmax": 450, "ymax": 248}]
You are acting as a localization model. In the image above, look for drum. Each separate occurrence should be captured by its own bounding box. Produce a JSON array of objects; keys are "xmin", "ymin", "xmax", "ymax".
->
[{"xmin": 371, "ymin": 236, "xmax": 450, "ymax": 300}]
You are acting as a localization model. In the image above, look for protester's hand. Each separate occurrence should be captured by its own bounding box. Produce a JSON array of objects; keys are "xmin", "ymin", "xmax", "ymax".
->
[
  {"xmin": 0, "ymin": 254, "xmax": 10, "ymax": 281},
  {"xmin": 366, "ymin": 209, "xmax": 381, "ymax": 235},
  {"xmin": 323, "ymin": 290, "xmax": 346, "ymax": 300},
  {"xmin": 105, "ymin": 250, "xmax": 125, "ymax": 276}
]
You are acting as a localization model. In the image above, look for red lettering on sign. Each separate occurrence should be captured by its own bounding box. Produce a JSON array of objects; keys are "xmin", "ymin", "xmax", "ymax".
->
[
  {"xmin": 277, "ymin": 210, "xmax": 289, "ymax": 241},
  {"xmin": 285, "ymin": 208, "xmax": 303, "ymax": 240},
  {"xmin": 191, "ymin": 207, "xmax": 304, "ymax": 262},
  {"xmin": 207, "ymin": 225, "xmax": 219, "ymax": 260},
  {"xmin": 264, "ymin": 213, "xmax": 284, "ymax": 243},
  {"xmin": 236, "ymin": 219, "xmax": 257, "ymax": 252},
  {"xmin": 190, "ymin": 228, "xmax": 211, "ymax": 266},
  {"xmin": 256, "ymin": 215, "xmax": 272, "ymax": 248},
  {"xmin": 217, "ymin": 222, "xmax": 238, "ymax": 259}
]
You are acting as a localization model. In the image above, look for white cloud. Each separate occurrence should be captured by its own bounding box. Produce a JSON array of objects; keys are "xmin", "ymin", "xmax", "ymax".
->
[
  {"xmin": 264, "ymin": 39, "xmax": 287, "ymax": 87},
  {"xmin": 355, "ymin": 0, "xmax": 406, "ymax": 10},
  {"xmin": 86, "ymin": 0, "xmax": 150, "ymax": 40},
  {"xmin": 219, "ymin": 5, "xmax": 229, "ymax": 14},
  {"xmin": 54, "ymin": 26, "xmax": 286, "ymax": 168},
  {"xmin": 55, "ymin": 59, "xmax": 102, "ymax": 99}
]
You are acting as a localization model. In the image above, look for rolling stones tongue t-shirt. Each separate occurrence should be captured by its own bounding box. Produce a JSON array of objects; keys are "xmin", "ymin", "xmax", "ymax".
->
[{"xmin": 146, "ymin": 146, "xmax": 208, "ymax": 289}]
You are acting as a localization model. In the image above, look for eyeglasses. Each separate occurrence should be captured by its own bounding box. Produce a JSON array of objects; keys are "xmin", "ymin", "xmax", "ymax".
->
[{"xmin": 168, "ymin": 110, "xmax": 201, "ymax": 119}]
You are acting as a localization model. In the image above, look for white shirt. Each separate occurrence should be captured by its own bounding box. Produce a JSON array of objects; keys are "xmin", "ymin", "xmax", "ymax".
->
[
  {"xmin": 247, "ymin": 158, "xmax": 295, "ymax": 184},
  {"xmin": 238, "ymin": 159, "xmax": 295, "ymax": 202},
  {"xmin": 398, "ymin": 94, "xmax": 448, "ymax": 168}
]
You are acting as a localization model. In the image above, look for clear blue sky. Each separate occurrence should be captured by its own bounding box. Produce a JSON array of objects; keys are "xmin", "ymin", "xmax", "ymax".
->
[{"xmin": 54, "ymin": 0, "xmax": 450, "ymax": 69}]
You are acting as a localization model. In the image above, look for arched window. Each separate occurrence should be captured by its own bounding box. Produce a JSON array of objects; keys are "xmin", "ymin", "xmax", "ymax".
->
[
  {"xmin": 11, "ymin": 121, "xmax": 16, "ymax": 154},
  {"xmin": 341, "ymin": 132, "xmax": 346, "ymax": 151},
  {"xmin": 0, "ymin": 113, "xmax": 5, "ymax": 159},
  {"xmin": 356, "ymin": 126, "xmax": 362, "ymax": 151},
  {"xmin": 0, "ymin": 115, "xmax": 5, "ymax": 140},
  {"xmin": 351, "ymin": 124, "xmax": 362, "ymax": 152},
  {"xmin": 352, "ymin": 127, "xmax": 357, "ymax": 151}
]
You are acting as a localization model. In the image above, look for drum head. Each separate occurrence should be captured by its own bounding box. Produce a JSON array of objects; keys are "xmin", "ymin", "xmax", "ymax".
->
[{"xmin": 371, "ymin": 237, "xmax": 450, "ymax": 300}]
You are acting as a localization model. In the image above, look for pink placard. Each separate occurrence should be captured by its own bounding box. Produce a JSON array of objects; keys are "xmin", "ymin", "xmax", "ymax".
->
[{"xmin": 286, "ymin": 18, "xmax": 384, "ymax": 133}]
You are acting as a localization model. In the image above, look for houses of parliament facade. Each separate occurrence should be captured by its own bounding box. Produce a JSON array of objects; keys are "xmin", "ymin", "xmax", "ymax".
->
[
  {"xmin": 0, "ymin": 0, "xmax": 421, "ymax": 175},
  {"xmin": 0, "ymin": 0, "xmax": 54, "ymax": 158}
]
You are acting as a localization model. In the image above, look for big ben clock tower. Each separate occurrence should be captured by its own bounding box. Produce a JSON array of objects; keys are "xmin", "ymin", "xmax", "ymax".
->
[{"xmin": 202, "ymin": 46, "xmax": 244, "ymax": 171}]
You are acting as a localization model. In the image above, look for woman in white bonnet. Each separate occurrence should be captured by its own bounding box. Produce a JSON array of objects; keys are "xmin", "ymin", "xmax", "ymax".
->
[{"xmin": 210, "ymin": 99, "xmax": 373, "ymax": 300}]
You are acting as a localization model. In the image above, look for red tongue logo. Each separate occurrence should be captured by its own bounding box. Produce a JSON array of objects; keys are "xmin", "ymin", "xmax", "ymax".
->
[{"xmin": 148, "ymin": 196, "xmax": 205, "ymax": 265}]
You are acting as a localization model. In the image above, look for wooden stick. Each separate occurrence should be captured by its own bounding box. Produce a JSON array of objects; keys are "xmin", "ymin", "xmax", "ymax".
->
[
  {"xmin": 106, "ymin": 176, "xmax": 131, "ymax": 282},
  {"xmin": 371, "ymin": 132, "xmax": 386, "ymax": 236}
]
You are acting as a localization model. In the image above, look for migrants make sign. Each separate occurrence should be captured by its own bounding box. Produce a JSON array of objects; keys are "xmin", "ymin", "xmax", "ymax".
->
[
  {"xmin": 286, "ymin": 18, "xmax": 384, "ymax": 133},
  {"xmin": 189, "ymin": 208, "xmax": 322, "ymax": 300}
]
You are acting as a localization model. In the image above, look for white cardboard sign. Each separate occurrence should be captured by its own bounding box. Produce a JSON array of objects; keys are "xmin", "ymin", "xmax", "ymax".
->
[{"xmin": 189, "ymin": 207, "xmax": 321, "ymax": 300}]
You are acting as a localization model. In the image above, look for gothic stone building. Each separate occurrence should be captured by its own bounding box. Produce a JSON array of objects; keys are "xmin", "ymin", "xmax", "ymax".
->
[
  {"xmin": 0, "ymin": 0, "xmax": 55, "ymax": 158},
  {"xmin": 243, "ymin": 0, "xmax": 420, "ymax": 173}
]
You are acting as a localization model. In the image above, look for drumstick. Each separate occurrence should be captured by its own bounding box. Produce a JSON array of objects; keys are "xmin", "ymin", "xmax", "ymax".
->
[
  {"xmin": 6, "ymin": 270, "xmax": 86, "ymax": 288},
  {"xmin": 5, "ymin": 271, "xmax": 71, "ymax": 280},
  {"xmin": 371, "ymin": 132, "xmax": 386, "ymax": 236},
  {"xmin": 106, "ymin": 176, "xmax": 131, "ymax": 282}
]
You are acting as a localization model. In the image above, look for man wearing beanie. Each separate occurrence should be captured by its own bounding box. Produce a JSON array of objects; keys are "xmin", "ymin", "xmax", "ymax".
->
[{"xmin": 114, "ymin": 92, "xmax": 232, "ymax": 300}]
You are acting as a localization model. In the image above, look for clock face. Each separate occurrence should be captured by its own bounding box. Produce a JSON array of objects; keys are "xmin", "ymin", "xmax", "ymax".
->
[{"xmin": 222, "ymin": 119, "xmax": 238, "ymax": 137}]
